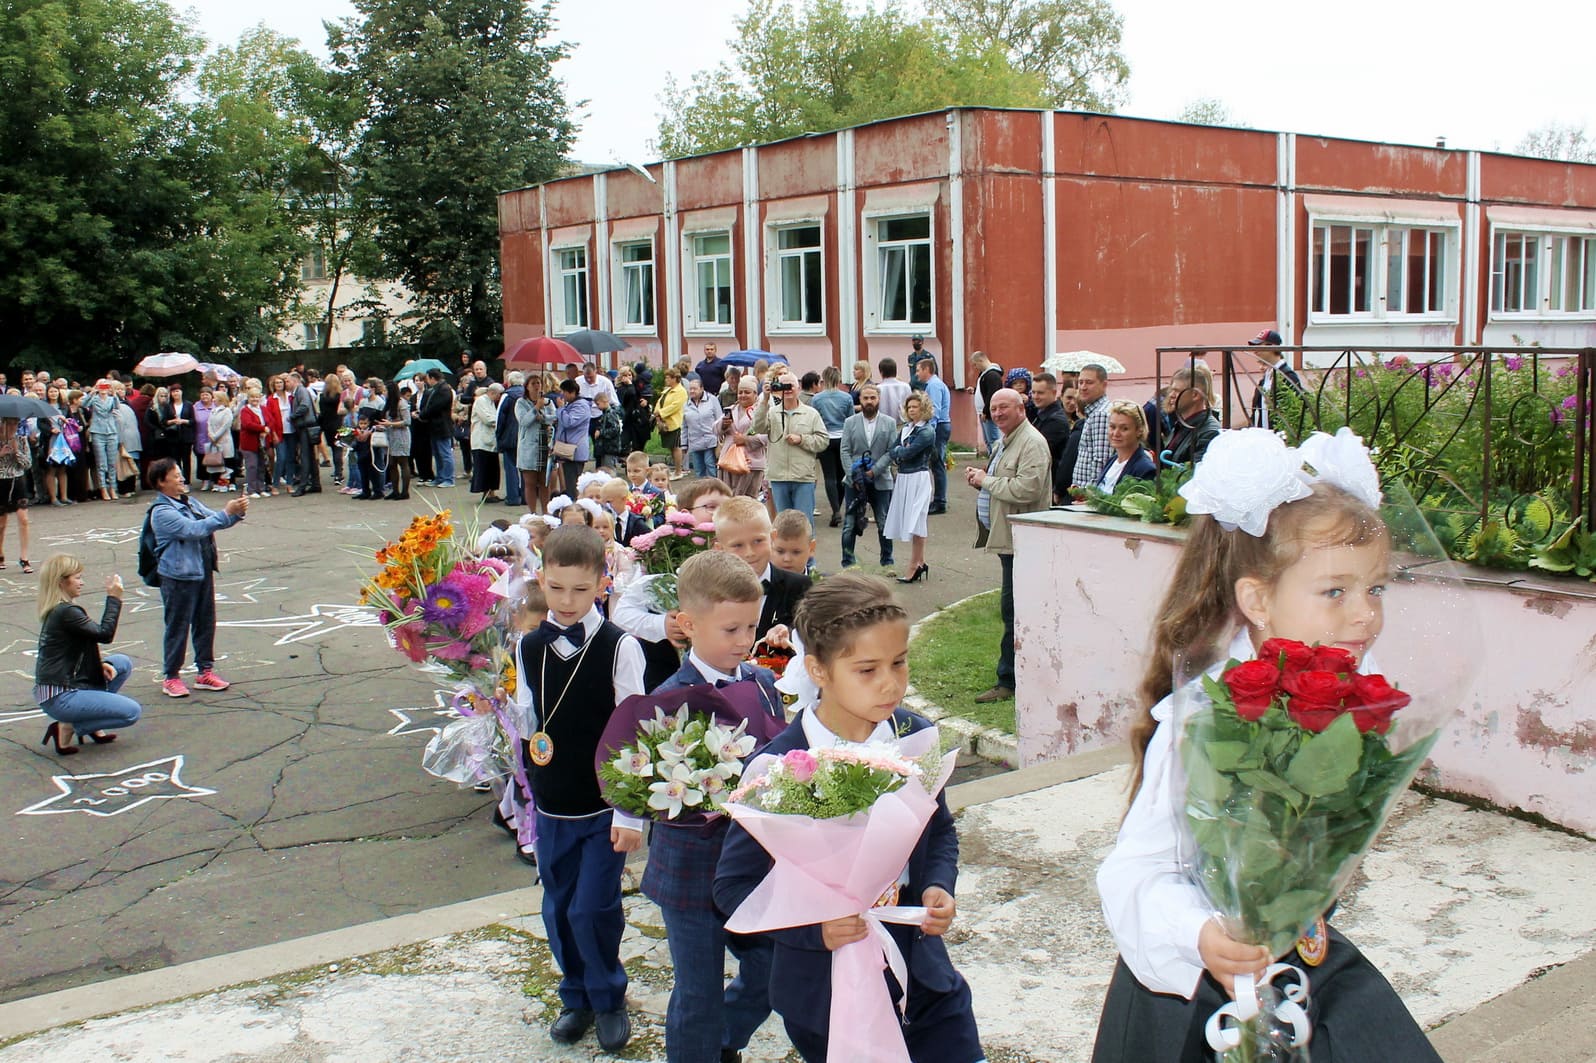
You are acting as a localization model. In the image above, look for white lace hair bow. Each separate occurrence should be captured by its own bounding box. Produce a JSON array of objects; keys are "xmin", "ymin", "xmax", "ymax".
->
[
  {"xmin": 774, "ymin": 630, "xmax": 820, "ymax": 715},
  {"xmin": 1178, "ymin": 427, "xmax": 1381, "ymax": 537}
]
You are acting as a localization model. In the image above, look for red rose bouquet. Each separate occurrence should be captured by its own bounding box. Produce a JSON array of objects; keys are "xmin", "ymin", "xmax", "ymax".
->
[{"xmin": 1177, "ymin": 637, "xmax": 1439, "ymax": 1060}]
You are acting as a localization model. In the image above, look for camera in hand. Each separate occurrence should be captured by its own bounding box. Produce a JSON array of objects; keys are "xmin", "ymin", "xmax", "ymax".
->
[{"xmin": 771, "ymin": 381, "xmax": 793, "ymax": 392}]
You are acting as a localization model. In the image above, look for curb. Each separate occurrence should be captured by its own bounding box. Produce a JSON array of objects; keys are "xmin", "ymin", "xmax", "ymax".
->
[{"xmin": 906, "ymin": 589, "xmax": 1021, "ymax": 770}]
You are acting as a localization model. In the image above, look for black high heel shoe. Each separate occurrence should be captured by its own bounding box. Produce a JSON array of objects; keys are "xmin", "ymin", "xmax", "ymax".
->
[
  {"xmin": 895, "ymin": 564, "xmax": 929, "ymax": 584},
  {"xmin": 41, "ymin": 722, "xmax": 79, "ymax": 755}
]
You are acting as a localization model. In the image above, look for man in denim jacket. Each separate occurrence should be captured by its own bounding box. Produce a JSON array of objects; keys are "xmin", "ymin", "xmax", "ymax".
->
[{"xmin": 148, "ymin": 457, "xmax": 247, "ymax": 699}]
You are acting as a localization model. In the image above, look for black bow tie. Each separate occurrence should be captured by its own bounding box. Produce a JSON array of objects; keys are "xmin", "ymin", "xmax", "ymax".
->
[
  {"xmin": 714, "ymin": 671, "xmax": 744, "ymax": 688},
  {"xmin": 539, "ymin": 619, "xmax": 577, "ymax": 642}
]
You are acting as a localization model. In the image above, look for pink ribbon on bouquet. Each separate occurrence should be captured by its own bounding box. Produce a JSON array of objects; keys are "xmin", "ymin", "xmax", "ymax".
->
[{"xmin": 723, "ymin": 728, "xmax": 959, "ymax": 1063}]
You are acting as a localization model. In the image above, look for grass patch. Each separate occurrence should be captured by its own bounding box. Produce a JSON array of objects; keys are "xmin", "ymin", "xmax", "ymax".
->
[{"xmin": 908, "ymin": 589, "xmax": 1013, "ymax": 733}]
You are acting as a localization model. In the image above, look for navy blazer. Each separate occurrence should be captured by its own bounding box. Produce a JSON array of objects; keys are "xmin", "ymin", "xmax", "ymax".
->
[
  {"xmin": 759, "ymin": 565, "xmax": 810, "ymax": 640},
  {"xmin": 714, "ymin": 708, "xmax": 963, "ymax": 1026},
  {"xmin": 1097, "ymin": 447, "xmax": 1157, "ymax": 487},
  {"xmin": 641, "ymin": 658, "xmax": 785, "ymax": 913}
]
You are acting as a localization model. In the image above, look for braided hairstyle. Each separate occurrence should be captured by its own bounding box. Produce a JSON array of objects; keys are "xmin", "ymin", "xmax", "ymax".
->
[{"xmin": 794, "ymin": 572, "xmax": 909, "ymax": 664}]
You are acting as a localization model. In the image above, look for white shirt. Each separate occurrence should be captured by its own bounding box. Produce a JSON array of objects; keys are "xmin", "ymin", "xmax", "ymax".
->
[
  {"xmin": 512, "ymin": 604, "xmax": 646, "ymax": 830},
  {"xmin": 1097, "ymin": 630, "xmax": 1380, "ymax": 999},
  {"xmin": 799, "ymin": 709, "xmax": 897, "ymax": 750},
  {"xmin": 862, "ymin": 414, "xmax": 880, "ymax": 447},
  {"xmin": 876, "ymin": 379, "xmax": 910, "ymax": 424},
  {"xmin": 1100, "ymin": 456, "xmax": 1130, "ymax": 492},
  {"xmin": 687, "ymin": 650, "xmax": 745, "ymax": 685},
  {"xmin": 579, "ymin": 374, "xmax": 619, "ymax": 407}
]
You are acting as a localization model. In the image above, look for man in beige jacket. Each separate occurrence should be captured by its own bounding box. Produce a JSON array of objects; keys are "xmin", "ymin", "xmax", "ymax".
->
[
  {"xmin": 752, "ymin": 370, "xmax": 830, "ymax": 524},
  {"xmin": 965, "ymin": 388, "xmax": 1052, "ymax": 703}
]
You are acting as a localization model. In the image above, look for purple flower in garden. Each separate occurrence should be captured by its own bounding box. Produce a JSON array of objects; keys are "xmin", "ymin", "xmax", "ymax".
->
[
  {"xmin": 1503, "ymin": 356, "xmax": 1524, "ymax": 372},
  {"xmin": 1556, "ymin": 362, "xmax": 1577, "ymax": 379},
  {"xmin": 422, "ymin": 580, "xmax": 469, "ymax": 626},
  {"xmin": 1355, "ymin": 368, "xmax": 1368, "ymax": 378},
  {"xmin": 1435, "ymin": 363, "xmax": 1454, "ymax": 380}
]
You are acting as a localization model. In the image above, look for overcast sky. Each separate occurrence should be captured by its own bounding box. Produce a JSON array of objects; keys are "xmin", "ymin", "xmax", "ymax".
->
[{"xmin": 180, "ymin": 0, "xmax": 1593, "ymax": 163}]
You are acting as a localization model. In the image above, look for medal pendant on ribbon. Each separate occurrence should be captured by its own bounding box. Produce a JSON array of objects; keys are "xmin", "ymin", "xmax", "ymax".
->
[
  {"xmin": 1295, "ymin": 915, "xmax": 1328, "ymax": 967},
  {"xmin": 529, "ymin": 731, "xmax": 554, "ymax": 766}
]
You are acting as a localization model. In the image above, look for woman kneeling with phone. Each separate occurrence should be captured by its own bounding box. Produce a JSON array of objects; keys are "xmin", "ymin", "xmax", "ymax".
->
[{"xmin": 35, "ymin": 554, "xmax": 140, "ymax": 755}]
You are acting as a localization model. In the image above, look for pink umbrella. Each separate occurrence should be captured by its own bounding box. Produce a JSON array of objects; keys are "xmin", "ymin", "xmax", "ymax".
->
[
  {"xmin": 134, "ymin": 352, "xmax": 201, "ymax": 377},
  {"xmin": 503, "ymin": 336, "xmax": 581, "ymax": 367}
]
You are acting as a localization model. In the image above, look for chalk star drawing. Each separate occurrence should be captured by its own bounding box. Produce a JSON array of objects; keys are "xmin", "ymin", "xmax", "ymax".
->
[
  {"xmin": 386, "ymin": 689, "xmax": 458, "ymax": 737},
  {"xmin": 215, "ymin": 603, "xmax": 380, "ymax": 645},
  {"xmin": 122, "ymin": 575, "xmax": 291, "ymax": 615},
  {"xmin": 36, "ymin": 525, "xmax": 141, "ymax": 548},
  {"xmin": 17, "ymin": 755, "xmax": 216, "ymax": 818}
]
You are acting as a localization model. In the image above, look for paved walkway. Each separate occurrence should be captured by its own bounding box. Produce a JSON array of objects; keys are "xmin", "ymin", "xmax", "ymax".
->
[{"xmin": 3, "ymin": 751, "xmax": 1592, "ymax": 1061}]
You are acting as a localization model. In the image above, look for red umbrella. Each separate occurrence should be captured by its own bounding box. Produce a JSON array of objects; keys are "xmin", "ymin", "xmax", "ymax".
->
[{"xmin": 504, "ymin": 336, "xmax": 581, "ymax": 366}]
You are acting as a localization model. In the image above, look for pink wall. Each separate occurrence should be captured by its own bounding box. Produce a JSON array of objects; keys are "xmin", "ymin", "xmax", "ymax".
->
[{"xmin": 1011, "ymin": 511, "xmax": 1596, "ymax": 835}]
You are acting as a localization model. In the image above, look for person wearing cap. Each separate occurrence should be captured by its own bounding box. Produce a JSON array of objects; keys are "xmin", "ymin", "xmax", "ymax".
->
[
  {"xmin": 84, "ymin": 380, "xmax": 123, "ymax": 501},
  {"xmin": 907, "ymin": 334, "xmax": 935, "ymax": 384},
  {"xmin": 1247, "ymin": 328, "xmax": 1304, "ymax": 428}
]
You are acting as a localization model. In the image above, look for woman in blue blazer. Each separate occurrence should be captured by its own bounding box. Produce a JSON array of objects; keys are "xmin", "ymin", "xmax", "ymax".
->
[{"xmin": 1096, "ymin": 400, "xmax": 1158, "ymax": 491}]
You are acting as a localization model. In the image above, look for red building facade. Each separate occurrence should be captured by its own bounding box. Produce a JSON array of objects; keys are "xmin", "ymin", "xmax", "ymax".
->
[{"xmin": 499, "ymin": 108, "xmax": 1596, "ymax": 442}]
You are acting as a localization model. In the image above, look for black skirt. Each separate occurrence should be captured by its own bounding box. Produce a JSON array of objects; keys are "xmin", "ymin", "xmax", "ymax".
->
[
  {"xmin": 1090, "ymin": 926, "xmax": 1442, "ymax": 1063},
  {"xmin": 0, "ymin": 475, "xmax": 28, "ymax": 514}
]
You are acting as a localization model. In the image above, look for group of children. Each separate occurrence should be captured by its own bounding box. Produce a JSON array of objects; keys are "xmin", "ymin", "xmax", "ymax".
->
[{"xmin": 489, "ymin": 426, "xmax": 1438, "ymax": 1063}]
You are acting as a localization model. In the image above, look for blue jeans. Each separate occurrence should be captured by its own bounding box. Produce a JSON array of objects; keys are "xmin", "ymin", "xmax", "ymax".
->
[
  {"xmin": 980, "ymin": 416, "xmax": 1002, "ymax": 451},
  {"xmin": 431, "ymin": 434, "xmax": 456, "ymax": 486},
  {"xmin": 841, "ymin": 482, "xmax": 894, "ymax": 566},
  {"xmin": 688, "ymin": 448, "xmax": 718, "ymax": 479},
  {"xmin": 42, "ymin": 654, "xmax": 141, "ymax": 736},
  {"xmin": 91, "ymin": 435, "xmax": 119, "ymax": 491},
  {"xmin": 161, "ymin": 574, "xmax": 216, "ymax": 679},
  {"xmin": 274, "ymin": 436, "xmax": 297, "ymax": 487},
  {"xmin": 500, "ymin": 452, "xmax": 523, "ymax": 504},
  {"xmin": 998, "ymin": 553, "xmax": 1016, "ymax": 689},
  {"xmin": 932, "ymin": 422, "xmax": 951, "ymax": 508},
  {"xmin": 768, "ymin": 480, "xmax": 816, "ymax": 523},
  {"xmin": 659, "ymin": 901, "xmax": 774, "ymax": 1061}
]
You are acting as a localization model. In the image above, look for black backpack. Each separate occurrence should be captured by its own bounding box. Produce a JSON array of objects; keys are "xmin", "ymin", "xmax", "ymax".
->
[{"xmin": 137, "ymin": 504, "xmax": 163, "ymax": 587}]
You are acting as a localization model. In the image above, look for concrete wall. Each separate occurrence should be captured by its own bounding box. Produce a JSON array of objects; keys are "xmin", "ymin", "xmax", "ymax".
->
[{"xmin": 1011, "ymin": 509, "xmax": 1596, "ymax": 836}]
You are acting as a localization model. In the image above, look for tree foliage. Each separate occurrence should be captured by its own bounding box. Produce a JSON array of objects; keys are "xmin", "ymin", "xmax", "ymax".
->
[
  {"xmin": 1515, "ymin": 122, "xmax": 1595, "ymax": 164},
  {"xmin": 1176, "ymin": 97, "xmax": 1247, "ymax": 128},
  {"xmin": 926, "ymin": 0, "xmax": 1128, "ymax": 112},
  {"xmin": 330, "ymin": 0, "xmax": 576, "ymax": 353},
  {"xmin": 655, "ymin": 0, "xmax": 1056, "ymax": 159}
]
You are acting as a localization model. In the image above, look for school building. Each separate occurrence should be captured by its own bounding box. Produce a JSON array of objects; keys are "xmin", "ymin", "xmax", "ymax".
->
[{"xmin": 497, "ymin": 107, "xmax": 1596, "ymax": 442}]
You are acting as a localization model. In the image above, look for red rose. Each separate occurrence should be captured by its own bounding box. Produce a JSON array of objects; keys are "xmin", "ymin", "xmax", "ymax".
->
[
  {"xmin": 1280, "ymin": 670, "xmax": 1353, "ymax": 732},
  {"xmin": 1307, "ymin": 645, "xmax": 1359, "ymax": 675},
  {"xmin": 1259, "ymin": 638, "xmax": 1315, "ymax": 673},
  {"xmin": 1347, "ymin": 673, "xmax": 1411, "ymax": 734},
  {"xmin": 1221, "ymin": 660, "xmax": 1280, "ymax": 721}
]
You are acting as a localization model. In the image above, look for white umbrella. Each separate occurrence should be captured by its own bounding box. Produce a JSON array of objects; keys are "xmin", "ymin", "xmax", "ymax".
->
[
  {"xmin": 1043, "ymin": 350, "xmax": 1127, "ymax": 374},
  {"xmin": 134, "ymin": 352, "xmax": 201, "ymax": 377},
  {"xmin": 196, "ymin": 361, "xmax": 242, "ymax": 383}
]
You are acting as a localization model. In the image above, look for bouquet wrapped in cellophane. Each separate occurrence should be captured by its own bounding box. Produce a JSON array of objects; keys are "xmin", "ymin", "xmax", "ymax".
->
[{"xmin": 616, "ymin": 508, "xmax": 717, "ymax": 614}]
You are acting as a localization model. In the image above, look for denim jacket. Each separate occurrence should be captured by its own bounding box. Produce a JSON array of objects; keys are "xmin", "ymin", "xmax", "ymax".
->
[
  {"xmin": 890, "ymin": 421, "xmax": 935, "ymax": 474},
  {"xmin": 151, "ymin": 492, "xmax": 242, "ymax": 581}
]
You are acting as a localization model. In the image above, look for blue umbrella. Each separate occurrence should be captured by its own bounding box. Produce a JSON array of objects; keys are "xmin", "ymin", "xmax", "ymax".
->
[
  {"xmin": 395, "ymin": 357, "xmax": 451, "ymax": 380},
  {"xmin": 719, "ymin": 349, "xmax": 790, "ymax": 369}
]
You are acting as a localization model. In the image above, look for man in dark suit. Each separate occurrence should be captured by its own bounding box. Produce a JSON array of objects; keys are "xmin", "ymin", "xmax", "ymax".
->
[
  {"xmin": 758, "ymin": 564, "xmax": 808, "ymax": 642},
  {"xmin": 287, "ymin": 373, "xmax": 321, "ymax": 496},
  {"xmin": 1031, "ymin": 373, "xmax": 1072, "ymax": 477},
  {"xmin": 839, "ymin": 383, "xmax": 897, "ymax": 569},
  {"xmin": 714, "ymin": 706, "xmax": 981, "ymax": 1063},
  {"xmin": 418, "ymin": 369, "xmax": 457, "ymax": 487}
]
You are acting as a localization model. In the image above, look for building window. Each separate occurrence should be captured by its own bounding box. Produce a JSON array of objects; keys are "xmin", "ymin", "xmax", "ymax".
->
[
  {"xmin": 361, "ymin": 318, "xmax": 386, "ymax": 346},
  {"xmin": 770, "ymin": 223, "xmax": 823, "ymax": 331},
  {"xmin": 686, "ymin": 231, "xmax": 734, "ymax": 332},
  {"xmin": 614, "ymin": 241, "xmax": 654, "ymax": 331},
  {"xmin": 1309, "ymin": 221, "xmax": 1454, "ymax": 320},
  {"xmin": 552, "ymin": 246, "xmax": 589, "ymax": 334},
  {"xmin": 872, "ymin": 213, "xmax": 933, "ymax": 330},
  {"xmin": 1492, "ymin": 231, "xmax": 1596, "ymax": 316},
  {"xmin": 301, "ymin": 247, "xmax": 328, "ymax": 281},
  {"xmin": 302, "ymin": 322, "xmax": 330, "ymax": 348}
]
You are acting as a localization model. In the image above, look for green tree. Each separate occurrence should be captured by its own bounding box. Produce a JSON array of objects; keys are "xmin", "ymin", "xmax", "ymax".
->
[
  {"xmin": 1176, "ymin": 97, "xmax": 1247, "ymax": 128},
  {"xmin": 330, "ymin": 0, "xmax": 576, "ymax": 353},
  {"xmin": 1515, "ymin": 122, "xmax": 1595, "ymax": 163},
  {"xmin": 927, "ymin": 0, "xmax": 1129, "ymax": 112},
  {"xmin": 655, "ymin": 0, "xmax": 1052, "ymax": 159},
  {"xmin": 0, "ymin": 0, "xmax": 205, "ymax": 370}
]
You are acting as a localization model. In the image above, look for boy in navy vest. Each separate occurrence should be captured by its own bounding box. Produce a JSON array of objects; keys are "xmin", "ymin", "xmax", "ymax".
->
[
  {"xmin": 646, "ymin": 550, "xmax": 787, "ymax": 1063},
  {"xmin": 515, "ymin": 525, "xmax": 646, "ymax": 1053}
]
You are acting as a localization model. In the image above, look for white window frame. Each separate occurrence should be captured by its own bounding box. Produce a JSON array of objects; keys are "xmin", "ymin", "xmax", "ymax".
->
[
  {"xmin": 682, "ymin": 229, "xmax": 735, "ymax": 334},
  {"xmin": 301, "ymin": 246, "xmax": 328, "ymax": 282},
  {"xmin": 766, "ymin": 220, "xmax": 825, "ymax": 335},
  {"xmin": 862, "ymin": 209, "xmax": 935, "ymax": 333},
  {"xmin": 611, "ymin": 239, "xmax": 656, "ymax": 334},
  {"xmin": 1307, "ymin": 217, "xmax": 1457, "ymax": 323},
  {"xmin": 302, "ymin": 321, "xmax": 330, "ymax": 348},
  {"xmin": 551, "ymin": 244, "xmax": 590, "ymax": 335},
  {"xmin": 1489, "ymin": 228, "xmax": 1596, "ymax": 320}
]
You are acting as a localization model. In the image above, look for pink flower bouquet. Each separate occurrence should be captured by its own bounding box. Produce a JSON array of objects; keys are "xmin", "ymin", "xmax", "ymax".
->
[{"xmin": 722, "ymin": 726, "xmax": 959, "ymax": 1063}]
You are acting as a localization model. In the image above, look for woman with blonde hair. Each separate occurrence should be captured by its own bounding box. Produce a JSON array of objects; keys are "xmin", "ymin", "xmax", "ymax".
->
[
  {"xmin": 883, "ymin": 391, "xmax": 936, "ymax": 583},
  {"xmin": 33, "ymin": 553, "xmax": 140, "ymax": 754}
]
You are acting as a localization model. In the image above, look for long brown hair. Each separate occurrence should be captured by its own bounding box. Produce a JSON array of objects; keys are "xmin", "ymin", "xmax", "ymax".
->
[{"xmin": 1128, "ymin": 484, "xmax": 1388, "ymax": 798}]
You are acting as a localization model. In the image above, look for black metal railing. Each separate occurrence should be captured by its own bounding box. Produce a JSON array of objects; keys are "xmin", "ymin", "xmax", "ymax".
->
[{"xmin": 1153, "ymin": 345, "xmax": 1596, "ymax": 562}]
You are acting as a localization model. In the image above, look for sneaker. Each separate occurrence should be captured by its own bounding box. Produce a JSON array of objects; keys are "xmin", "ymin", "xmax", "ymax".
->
[
  {"xmin": 162, "ymin": 677, "xmax": 191, "ymax": 698},
  {"xmin": 193, "ymin": 670, "xmax": 231, "ymax": 691}
]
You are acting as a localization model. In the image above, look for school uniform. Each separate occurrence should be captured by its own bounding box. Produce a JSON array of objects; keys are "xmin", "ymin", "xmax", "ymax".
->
[
  {"xmin": 714, "ymin": 708, "xmax": 982, "ymax": 1063},
  {"xmin": 757, "ymin": 563, "xmax": 810, "ymax": 641},
  {"xmin": 616, "ymin": 508, "xmax": 652, "ymax": 547},
  {"xmin": 645, "ymin": 653, "xmax": 786, "ymax": 1063},
  {"xmin": 514, "ymin": 606, "xmax": 647, "ymax": 1016},
  {"xmin": 1091, "ymin": 631, "xmax": 1440, "ymax": 1063}
]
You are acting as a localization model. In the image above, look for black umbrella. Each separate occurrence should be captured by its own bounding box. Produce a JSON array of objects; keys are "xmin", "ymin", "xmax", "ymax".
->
[
  {"xmin": 562, "ymin": 329, "xmax": 632, "ymax": 357},
  {"xmin": 0, "ymin": 394, "xmax": 62, "ymax": 420}
]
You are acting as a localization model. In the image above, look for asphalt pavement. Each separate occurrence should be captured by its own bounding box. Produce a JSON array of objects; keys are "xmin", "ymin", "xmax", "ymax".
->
[{"xmin": 0, "ymin": 463, "xmax": 1002, "ymax": 1005}]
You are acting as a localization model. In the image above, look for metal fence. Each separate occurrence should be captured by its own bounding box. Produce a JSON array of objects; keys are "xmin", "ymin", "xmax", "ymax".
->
[{"xmin": 1153, "ymin": 345, "xmax": 1596, "ymax": 549}]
